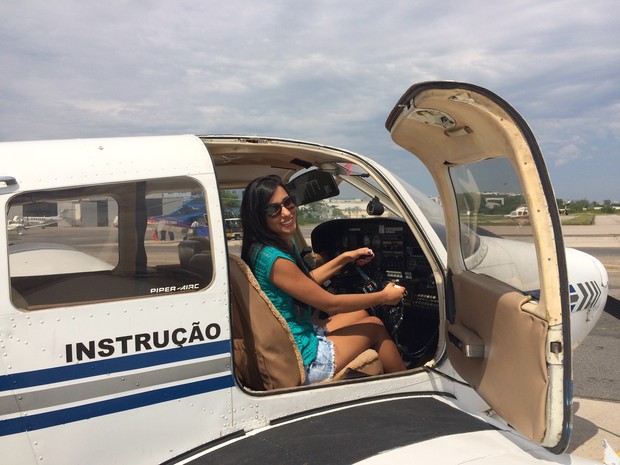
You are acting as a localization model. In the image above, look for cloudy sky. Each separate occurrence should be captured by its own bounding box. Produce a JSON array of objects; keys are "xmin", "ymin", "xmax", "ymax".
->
[{"xmin": 1, "ymin": 1, "xmax": 618, "ymax": 201}]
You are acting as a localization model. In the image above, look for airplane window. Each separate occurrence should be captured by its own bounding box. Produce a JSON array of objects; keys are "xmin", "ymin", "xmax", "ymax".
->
[
  {"xmin": 221, "ymin": 189, "xmax": 243, "ymax": 249},
  {"xmin": 7, "ymin": 178, "xmax": 213, "ymax": 310},
  {"xmin": 449, "ymin": 158, "xmax": 540, "ymax": 292}
]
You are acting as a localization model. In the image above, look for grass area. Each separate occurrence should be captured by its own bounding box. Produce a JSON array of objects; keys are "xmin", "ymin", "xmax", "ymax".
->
[
  {"xmin": 468, "ymin": 212, "xmax": 597, "ymax": 226},
  {"xmin": 561, "ymin": 212, "xmax": 595, "ymax": 225},
  {"xmin": 473, "ymin": 215, "xmax": 517, "ymax": 226}
]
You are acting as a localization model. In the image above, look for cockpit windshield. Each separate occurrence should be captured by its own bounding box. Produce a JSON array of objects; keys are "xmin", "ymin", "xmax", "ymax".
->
[{"xmin": 391, "ymin": 174, "xmax": 447, "ymax": 246}]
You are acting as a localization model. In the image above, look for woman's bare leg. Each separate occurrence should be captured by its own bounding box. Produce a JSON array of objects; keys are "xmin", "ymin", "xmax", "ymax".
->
[
  {"xmin": 323, "ymin": 310, "xmax": 369, "ymax": 332},
  {"xmin": 327, "ymin": 315, "xmax": 405, "ymax": 373}
]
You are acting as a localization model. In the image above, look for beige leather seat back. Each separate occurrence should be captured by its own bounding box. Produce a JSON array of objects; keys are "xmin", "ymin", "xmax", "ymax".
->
[
  {"xmin": 229, "ymin": 254, "xmax": 383, "ymax": 391},
  {"xmin": 229, "ymin": 254, "xmax": 305, "ymax": 390}
]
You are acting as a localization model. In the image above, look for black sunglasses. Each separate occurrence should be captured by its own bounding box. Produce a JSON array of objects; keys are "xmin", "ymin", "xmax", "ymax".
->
[{"xmin": 265, "ymin": 196, "xmax": 296, "ymax": 218}]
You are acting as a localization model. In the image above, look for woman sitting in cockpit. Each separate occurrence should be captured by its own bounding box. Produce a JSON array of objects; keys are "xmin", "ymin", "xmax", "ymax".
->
[{"xmin": 240, "ymin": 175, "xmax": 405, "ymax": 384}]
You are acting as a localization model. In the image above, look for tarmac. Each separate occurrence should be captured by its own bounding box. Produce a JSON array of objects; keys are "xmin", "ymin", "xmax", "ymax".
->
[
  {"xmin": 562, "ymin": 215, "xmax": 620, "ymax": 249},
  {"xmin": 555, "ymin": 215, "xmax": 620, "ymax": 461},
  {"xmin": 569, "ymin": 397, "xmax": 619, "ymax": 461},
  {"xmin": 486, "ymin": 215, "xmax": 620, "ymax": 249}
]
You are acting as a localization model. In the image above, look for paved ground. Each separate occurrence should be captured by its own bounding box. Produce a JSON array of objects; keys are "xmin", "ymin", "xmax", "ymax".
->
[
  {"xmin": 562, "ymin": 216, "xmax": 620, "ymax": 461},
  {"xmin": 563, "ymin": 214, "xmax": 620, "ymax": 249},
  {"xmin": 570, "ymin": 397, "xmax": 620, "ymax": 460}
]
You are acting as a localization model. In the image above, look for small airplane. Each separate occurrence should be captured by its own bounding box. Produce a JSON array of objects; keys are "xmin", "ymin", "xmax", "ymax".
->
[
  {"xmin": 7, "ymin": 210, "xmax": 65, "ymax": 234},
  {"xmin": 0, "ymin": 81, "xmax": 614, "ymax": 464},
  {"xmin": 505, "ymin": 205, "xmax": 529, "ymax": 220},
  {"xmin": 506, "ymin": 202, "xmax": 571, "ymax": 221},
  {"xmin": 146, "ymin": 195, "xmax": 207, "ymax": 240}
]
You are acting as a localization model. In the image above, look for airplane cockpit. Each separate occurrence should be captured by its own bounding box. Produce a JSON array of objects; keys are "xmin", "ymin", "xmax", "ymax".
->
[{"xmin": 206, "ymin": 136, "xmax": 447, "ymax": 385}]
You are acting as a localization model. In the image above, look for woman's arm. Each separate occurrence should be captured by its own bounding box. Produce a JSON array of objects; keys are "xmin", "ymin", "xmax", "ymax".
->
[
  {"xmin": 310, "ymin": 247, "xmax": 374, "ymax": 284},
  {"xmin": 272, "ymin": 257, "xmax": 404, "ymax": 315}
]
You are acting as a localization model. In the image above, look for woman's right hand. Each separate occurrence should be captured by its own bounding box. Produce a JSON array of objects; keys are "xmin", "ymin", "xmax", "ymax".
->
[{"xmin": 381, "ymin": 282, "xmax": 406, "ymax": 305}]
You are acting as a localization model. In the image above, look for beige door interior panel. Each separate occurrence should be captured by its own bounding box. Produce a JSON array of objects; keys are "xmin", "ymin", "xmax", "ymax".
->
[{"xmin": 447, "ymin": 271, "xmax": 549, "ymax": 442}]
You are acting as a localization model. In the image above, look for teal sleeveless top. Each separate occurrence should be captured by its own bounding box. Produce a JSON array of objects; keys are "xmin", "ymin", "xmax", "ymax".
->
[{"xmin": 249, "ymin": 243, "xmax": 318, "ymax": 366}]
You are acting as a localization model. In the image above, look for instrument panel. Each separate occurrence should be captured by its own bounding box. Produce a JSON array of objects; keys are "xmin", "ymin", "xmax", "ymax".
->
[
  {"xmin": 311, "ymin": 218, "xmax": 437, "ymax": 310},
  {"xmin": 311, "ymin": 218, "xmax": 439, "ymax": 366}
]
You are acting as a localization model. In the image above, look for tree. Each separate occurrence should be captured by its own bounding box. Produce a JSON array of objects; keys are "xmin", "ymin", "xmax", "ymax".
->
[
  {"xmin": 569, "ymin": 199, "xmax": 590, "ymax": 211},
  {"xmin": 220, "ymin": 190, "xmax": 241, "ymax": 218},
  {"xmin": 601, "ymin": 200, "xmax": 615, "ymax": 214},
  {"xmin": 296, "ymin": 200, "xmax": 344, "ymax": 224}
]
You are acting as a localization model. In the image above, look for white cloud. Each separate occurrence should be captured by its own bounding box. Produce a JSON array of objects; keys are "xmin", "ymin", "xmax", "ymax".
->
[
  {"xmin": 0, "ymin": 0, "xmax": 619, "ymax": 199},
  {"xmin": 554, "ymin": 143, "xmax": 583, "ymax": 166}
]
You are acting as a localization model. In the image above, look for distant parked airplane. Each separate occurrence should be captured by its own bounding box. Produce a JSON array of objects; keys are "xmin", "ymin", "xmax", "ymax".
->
[
  {"xmin": 7, "ymin": 210, "xmax": 65, "ymax": 234},
  {"xmin": 506, "ymin": 202, "xmax": 570, "ymax": 221},
  {"xmin": 505, "ymin": 206, "xmax": 529, "ymax": 220}
]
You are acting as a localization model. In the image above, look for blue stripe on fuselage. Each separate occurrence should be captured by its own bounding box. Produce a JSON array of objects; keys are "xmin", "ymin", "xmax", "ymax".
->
[
  {"xmin": 0, "ymin": 340, "xmax": 231, "ymax": 392},
  {"xmin": 0, "ymin": 374, "xmax": 234, "ymax": 436}
]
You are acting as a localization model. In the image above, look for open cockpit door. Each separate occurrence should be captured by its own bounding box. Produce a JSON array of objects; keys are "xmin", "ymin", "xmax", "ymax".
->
[{"xmin": 386, "ymin": 82, "xmax": 571, "ymax": 451}]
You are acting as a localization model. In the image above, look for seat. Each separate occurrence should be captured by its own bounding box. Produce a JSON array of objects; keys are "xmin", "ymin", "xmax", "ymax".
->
[
  {"xmin": 178, "ymin": 237, "xmax": 211, "ymax": 267},
  {"xmin": 178, "ymin": 238, "xmax": 213, "ymax": 279},
  {"xmin": 228, "ymin": 254, "xmax": 383, "ymax": 391}
]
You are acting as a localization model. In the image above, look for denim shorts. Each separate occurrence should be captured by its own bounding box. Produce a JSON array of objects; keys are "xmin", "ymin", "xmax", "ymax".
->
[{"xmin": 305, "ymin": 326, "xmax": 335, "ymax": 384}]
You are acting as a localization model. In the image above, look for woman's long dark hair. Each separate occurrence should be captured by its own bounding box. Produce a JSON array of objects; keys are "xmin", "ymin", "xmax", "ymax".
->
[
  {"xmin": 240, "ymin": 175, "xmax": 294, "ymax": 264},
  {"xmin": 241, "ymin": 175, "xmax": 314, "ymax": 319}
]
